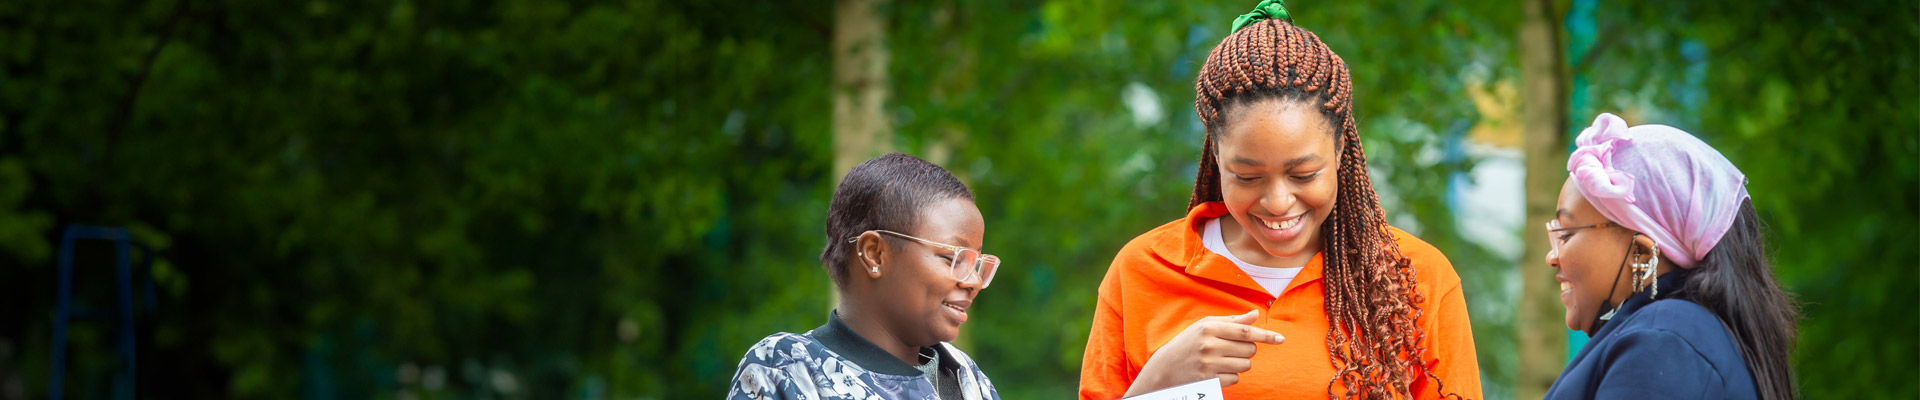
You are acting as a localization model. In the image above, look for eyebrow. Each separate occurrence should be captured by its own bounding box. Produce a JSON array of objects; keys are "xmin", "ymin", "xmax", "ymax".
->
[
  {"xmin": 947, "ymin": 236, "xmax": 974, "ymax": 248},
  {"xmin": 1555, "ymin": 209, "xmax": 1571, "ymax": 220},
  {"xmin": 1228, "ymin": 154, "xmax": 1323, "ymax": 169}
]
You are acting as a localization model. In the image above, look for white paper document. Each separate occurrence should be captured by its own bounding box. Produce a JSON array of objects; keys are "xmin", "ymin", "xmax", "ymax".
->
[{"xmin": 1122, "ymin": 378, "xmax": 1225, "ymax": 400}]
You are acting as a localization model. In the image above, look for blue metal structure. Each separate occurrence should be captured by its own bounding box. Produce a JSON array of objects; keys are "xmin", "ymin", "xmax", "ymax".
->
[{"xmin": 49, "ymin": 225, "xmax": 156, "ymax": 400}]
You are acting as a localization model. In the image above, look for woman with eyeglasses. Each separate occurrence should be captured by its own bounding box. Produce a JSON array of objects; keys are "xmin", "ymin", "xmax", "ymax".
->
[
  {"xmin": 729, "ymin": 152, "xmax": 1002, "ymax": 400},
  {"xmin": 1544, "ymin": 113, "xmax": 1798, "ymax": 399}
]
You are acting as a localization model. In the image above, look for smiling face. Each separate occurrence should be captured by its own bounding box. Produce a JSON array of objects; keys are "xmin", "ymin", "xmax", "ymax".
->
[
  {"xmin": 1548, "ymin": 179, "xmax": 1643, "ymax": 332},
  {"xmin": 1214, "ymin": 99, "xmax": 1341, "ymax": 265},
  {"xmin": 872, "ymin": 197, "xmax": 986, "ymax": 345}
]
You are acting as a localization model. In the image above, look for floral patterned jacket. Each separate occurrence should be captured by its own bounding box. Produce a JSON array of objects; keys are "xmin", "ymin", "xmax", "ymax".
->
[{"xmin": 728, "ymin": 313, "xmax": 1000, "ymax": 400}]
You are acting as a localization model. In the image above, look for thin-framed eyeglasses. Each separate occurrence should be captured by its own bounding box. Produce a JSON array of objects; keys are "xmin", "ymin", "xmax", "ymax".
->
[
  {"xmin": 848, "ymin": 230, "xmax": 1001, "ymax": 289},
  {"xmin": 1545, "ymin": 219, "xmax": 1619, "ymax": 255}
]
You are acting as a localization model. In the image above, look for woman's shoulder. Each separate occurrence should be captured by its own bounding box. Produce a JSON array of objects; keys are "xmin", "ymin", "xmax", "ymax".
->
[
  {"xmin": 731, "ymin": 333, "xmax": 823, "ymax": 400},
  {"xmin": 1621, "ymin": 299, "xmax": 1737, "ymax": 342},
  {"xmin": 737, "ymin": 332, "xmax": 826, "ymax": 369},
  {"xmin": 1604, "ymin": 300, "xmax": 1755, "ymax": 388},
  {"xmin": 733, "ymin": 332, "xmax": 917, "ymax": 400},
  {"xmin": 1384, "ymin": 225, "xmax": 1462, "ymax": 289},
  {"xmin": 1599, "ymin": 300, "xmax": 1746, "ymax": 364},
  {"xmin": 1600, "ymin": 300, "xmax": 1750, "ymax": 365},
  {"xmin": 1119, "ymin": 215, "xmax": 1195, "ymax": 254},
  {"xmin": 1103, "ymin": 216, "xmax": 1199, "ymax": 273}
]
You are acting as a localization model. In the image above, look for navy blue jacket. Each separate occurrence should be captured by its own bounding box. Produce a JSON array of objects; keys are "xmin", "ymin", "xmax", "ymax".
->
[{"xmin": 1545, "ymin": 271, "xmax": 1759, "ymax": 399}]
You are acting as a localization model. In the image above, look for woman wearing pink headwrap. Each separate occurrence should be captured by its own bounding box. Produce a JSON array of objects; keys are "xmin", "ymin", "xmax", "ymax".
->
[{"xmin": 1544, "ymin": 113, "xmax": 1798, "ymax": 399}]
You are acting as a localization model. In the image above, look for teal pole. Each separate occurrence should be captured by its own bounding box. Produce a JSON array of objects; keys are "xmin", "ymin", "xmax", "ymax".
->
[{"xmin": 1564, "ymin": 0, "xmax": 1597, "ymax": 363}]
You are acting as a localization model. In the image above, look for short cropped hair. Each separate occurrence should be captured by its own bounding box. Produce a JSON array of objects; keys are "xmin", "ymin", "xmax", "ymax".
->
[{"xmin": 819, "ymin": 152, "xmax": 974, "ymax": 287}]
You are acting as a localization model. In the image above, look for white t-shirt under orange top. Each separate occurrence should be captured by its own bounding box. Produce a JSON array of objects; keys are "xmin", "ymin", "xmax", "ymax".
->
[
  {"xmin": 1201, "ymin": 217, "xmax": 1304, "ymax": 297},
  {"xmin": 1080, "ymin": 202, "xmax": 1484, "ymax": 400}
]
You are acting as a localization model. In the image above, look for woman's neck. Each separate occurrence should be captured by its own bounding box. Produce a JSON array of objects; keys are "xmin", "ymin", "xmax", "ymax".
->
[
  {"xmin": 836, "ymin": 301, "xmax": 925, "ymax": 366},
  {"xmin": 1656, "ymin": 255, "xmax": 1679, "ymax": 276}
]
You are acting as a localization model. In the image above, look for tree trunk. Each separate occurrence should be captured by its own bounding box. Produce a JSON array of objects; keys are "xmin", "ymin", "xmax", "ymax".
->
[
  {"xmin": 1518, "ymin": 0, "xmax": 1570, "ymax": 397},
  {"xmin": 832, "ymin": 0, "xmax": 893, "ymax": 181},
  {"xmin": 830, "ymin": 0, "xmax": 891, "ymax": 316}
]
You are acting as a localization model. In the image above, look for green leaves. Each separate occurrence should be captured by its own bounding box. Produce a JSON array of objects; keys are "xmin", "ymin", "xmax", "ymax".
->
[{"xmin": 0, "ymin": 0, "xmax": 1907, "ymax": 398}]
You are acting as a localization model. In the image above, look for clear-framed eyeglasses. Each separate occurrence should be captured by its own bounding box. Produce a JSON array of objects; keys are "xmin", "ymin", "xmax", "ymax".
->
[
  {"xmin": 1546, "ymin": 219, "xmax": 1619, "ymax": 255},
  {"xmin": 850, "ymin": 230, "xmax": 1001, "ymax": 289}
]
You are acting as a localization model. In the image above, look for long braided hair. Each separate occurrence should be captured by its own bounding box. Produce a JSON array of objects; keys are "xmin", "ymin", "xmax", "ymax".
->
[{"xmin": 1190, "ymin": 18, "xmax": 1464, "ymax": 400}]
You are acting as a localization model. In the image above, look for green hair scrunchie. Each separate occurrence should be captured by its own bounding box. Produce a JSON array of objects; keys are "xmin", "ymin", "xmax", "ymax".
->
[{"xmin": 1230, "ymin": 0, "xmax": 1291, "ymax": 33}]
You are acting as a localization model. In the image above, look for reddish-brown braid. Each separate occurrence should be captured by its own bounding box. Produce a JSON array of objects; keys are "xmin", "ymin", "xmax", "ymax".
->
[{"xmin": 1189, "ymin": 19, "xmax": 1466, "ymax": 400}]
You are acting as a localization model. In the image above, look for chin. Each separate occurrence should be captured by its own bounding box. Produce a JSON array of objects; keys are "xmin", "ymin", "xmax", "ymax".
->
[
  {"xmin": 931, "ymin": 329, "xmax": 960, "ymax": 344},
  {"xmin": 1257, "ymin": 245, "xmax": 1302, "ymax": 259},
  {"xmin": 1257, "ymin": 231, "xmax": 1317, "ymax": 257}
]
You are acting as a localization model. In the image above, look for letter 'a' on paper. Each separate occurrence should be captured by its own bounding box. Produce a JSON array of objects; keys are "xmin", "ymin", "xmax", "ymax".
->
[{"xmin": 1123, "ymin": 378, "xmax": 1225, "ymax": 400}]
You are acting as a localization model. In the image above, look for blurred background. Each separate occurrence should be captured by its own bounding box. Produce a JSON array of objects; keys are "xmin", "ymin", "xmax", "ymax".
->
[{"xmin": 0, "ymin": 0, "xmax": 1913, "ymax": 398}]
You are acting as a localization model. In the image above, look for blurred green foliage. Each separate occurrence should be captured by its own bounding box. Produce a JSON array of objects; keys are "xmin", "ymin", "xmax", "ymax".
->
[{"xmin": 0, "ymin": 0, "xmax": 1909, "ymax": 399}]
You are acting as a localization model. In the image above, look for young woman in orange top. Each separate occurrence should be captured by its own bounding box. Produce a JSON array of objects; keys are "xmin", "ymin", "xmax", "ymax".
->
[{"xmin": 1077, "ymin": 1, "xmax": 1481, "ymax": 399}]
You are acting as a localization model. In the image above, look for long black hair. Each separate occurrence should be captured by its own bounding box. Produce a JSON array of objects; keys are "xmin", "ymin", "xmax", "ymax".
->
[{"xmin": 1669, "ymin": 199, "xmax": 1799, "ymax": 399}]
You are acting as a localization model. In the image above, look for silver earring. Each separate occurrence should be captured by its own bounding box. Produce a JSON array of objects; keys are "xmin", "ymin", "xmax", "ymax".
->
[
  {"xmin": 1646, "ymin": 252, "xmax": 1660, "ymax": 299},
  {"xmin": 869, "ymin": 267, "xmax": 879, "ymax": 274},
  {"xmin": 1632, "ymin": 244, "xmax": 1660, "ymax": 299}
]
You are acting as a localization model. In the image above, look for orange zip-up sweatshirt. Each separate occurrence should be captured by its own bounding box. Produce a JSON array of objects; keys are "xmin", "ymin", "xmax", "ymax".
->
[{"xmin": 1079, "ymin": 202, "xmax": 1482, "ymax": 399}]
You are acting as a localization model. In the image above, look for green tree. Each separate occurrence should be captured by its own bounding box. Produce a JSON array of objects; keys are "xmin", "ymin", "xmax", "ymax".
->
[
  {"xmin": 3, "ymin": 0, "xmax": 842, "ymax": 397},
  {"xmin": 0, "ymin": 0, "xmax": 1909, "ymax": 399}
]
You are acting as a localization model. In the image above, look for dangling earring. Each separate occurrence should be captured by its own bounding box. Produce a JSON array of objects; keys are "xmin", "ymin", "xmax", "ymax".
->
[{"xmin": 1631, "ymin": 244, "xmax": 1660, "ymax": 299}]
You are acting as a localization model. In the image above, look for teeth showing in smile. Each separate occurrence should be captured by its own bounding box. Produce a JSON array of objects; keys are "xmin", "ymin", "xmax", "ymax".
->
[
  {"xmin": 1560, "ymin": 282, "xmax": 1571, "ymax": 291},
  {"xmin": 943, "ymin": 302, "xmax": 964, "ymax": 312},
  {"xmin": 1261, "ymin": 215, "xmax": 1302, "ymax": 230}
]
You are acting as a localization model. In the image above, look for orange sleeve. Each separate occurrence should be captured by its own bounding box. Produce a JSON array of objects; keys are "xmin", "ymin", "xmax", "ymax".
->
[
  {"xmin": 1079, "ymin": 252, "xmax": 1134, "ymax": 400},
  {"xmin": 1412, "ymin": 258, "xmax": 1484, "ymax": 399}
]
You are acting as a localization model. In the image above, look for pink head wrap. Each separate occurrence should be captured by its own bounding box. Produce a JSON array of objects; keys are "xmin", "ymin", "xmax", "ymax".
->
[{"xmin": 1566, "ymin": 113, "xmax": 1750, "ymax": 268}]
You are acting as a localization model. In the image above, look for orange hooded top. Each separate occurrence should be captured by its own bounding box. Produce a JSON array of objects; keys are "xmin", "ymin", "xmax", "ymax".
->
[{"xmin": 1079, "ymin": 202, "xmax": 1482, "ymax": 399}]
